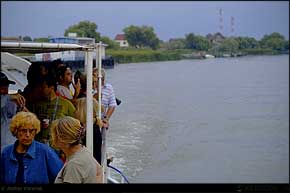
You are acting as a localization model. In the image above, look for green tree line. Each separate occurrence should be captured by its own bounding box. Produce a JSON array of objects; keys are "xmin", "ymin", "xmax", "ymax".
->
[{"xmin": 21, "ymin": 20, "xmax": 289, "ymax": 62}]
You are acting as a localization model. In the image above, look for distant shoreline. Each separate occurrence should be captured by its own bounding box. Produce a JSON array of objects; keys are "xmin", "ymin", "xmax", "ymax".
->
[{"xmin": 107, "ymin": 49, "xmax": 289, "ymax": 64}]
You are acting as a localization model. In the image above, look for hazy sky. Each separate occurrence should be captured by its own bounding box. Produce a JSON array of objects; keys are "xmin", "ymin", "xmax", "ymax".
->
[{"xmin": 2, "ymin": 1, "xmax": 289, "ymax": 41}]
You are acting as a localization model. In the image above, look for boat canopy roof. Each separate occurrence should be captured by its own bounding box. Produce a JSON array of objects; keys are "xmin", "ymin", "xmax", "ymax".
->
[{"xmin": 1, "ymin": 41, "xmax": 94, "ymax": 53}]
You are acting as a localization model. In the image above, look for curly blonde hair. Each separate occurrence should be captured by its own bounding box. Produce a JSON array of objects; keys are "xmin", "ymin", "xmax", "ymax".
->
[
  {"xmin": 10, "ymin": 112, "xmax": 41, "ymax": 136},
  {"xmin": 51, "ymin": 116, "xmax": 84, "ymax": 147}
]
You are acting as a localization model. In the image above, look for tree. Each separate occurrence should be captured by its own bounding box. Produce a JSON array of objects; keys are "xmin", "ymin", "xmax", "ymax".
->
[
  {"xmin": 194, "ymin": 35, "xmax": 211, "ymax": 51},
  {"xmin": 284, "ymin": 41, "xmax": 289, "ymax": 51},
  {"xmin": 185, "ymin": 33, "xmax": 196, "ymax": 49},
  {"xmin": 64, "ymin": 20, "xmax": 101, "ymax": 41},
  {"xmin": 23, "ymin": 36, "xmax": 32, "ymax": 41},
  {"xmin": 166, "ymin": 38, "xmax": 186, "ymax": 50},
  {"xmin": 123, "ymin": 25, "xmax": 160, "ymax": 49},
  {"xmin": 141, "ymin": 26, "xmax": 160, "ymax": 49},
  {"xmin": 123, "ymin": 25, "xmax": 140, "ymax": 47},
  {"xmin": 260, "ymin": 32, "xmax": 286, "ymax": 51},
  {"xmin": 33, "ymin": 37, "xmax": 49, "ymax": 42},
  {"xmin": 100, "ymin": 36, "xmax": 119, "ymax": 49},
  {"xmin": 235, "ymin": 37, "xmax": 259, "ymax": 49},
  {"xmin": 211, "ymin": 38, "xmax": 239, "ymax": 54},
  {"xmin": 185, "ymin": 33, "xmax": 211, "ymax": 51}
]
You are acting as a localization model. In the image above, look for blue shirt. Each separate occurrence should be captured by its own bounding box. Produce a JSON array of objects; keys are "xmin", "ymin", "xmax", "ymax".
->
[
  {"xmin": 1, "ymin": 140, "xmax": 63, "ymax": 184},
  {"xmin": 1, "ymin": 94, "xmax": 17, "ymax": 150}
]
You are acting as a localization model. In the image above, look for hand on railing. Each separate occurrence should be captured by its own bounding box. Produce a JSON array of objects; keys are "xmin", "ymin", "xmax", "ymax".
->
[{"xmin": 102, "ymin": 116, "xmax": 109, "ymax": 129}]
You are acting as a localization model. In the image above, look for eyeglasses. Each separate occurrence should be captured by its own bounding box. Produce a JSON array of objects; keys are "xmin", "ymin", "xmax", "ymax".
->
[{"xmin": 18, "ymin": 128, "xmax": 37, "ymax": 135}]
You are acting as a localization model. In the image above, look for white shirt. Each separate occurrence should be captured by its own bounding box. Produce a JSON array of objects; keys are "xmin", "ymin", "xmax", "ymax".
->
[
  {"xmin": 57, "ymin": 85, "xmax": 73, "ymax": 100},
  {"xmin": 94, "ymin": 83, "xmax": 117, "ymax": 117}
]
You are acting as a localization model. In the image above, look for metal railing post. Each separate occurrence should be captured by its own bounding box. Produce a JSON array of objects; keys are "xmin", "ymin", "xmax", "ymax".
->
[
  {"xmin": 85, "ymin": 49, "xmax": 94, "ymax": 155},
  {"xmin": 97, "ymin": 42, "xmax": 108, "ymax": 183}
]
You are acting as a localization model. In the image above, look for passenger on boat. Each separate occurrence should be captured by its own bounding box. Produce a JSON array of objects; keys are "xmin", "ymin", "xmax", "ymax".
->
[
  {"xmin": 48, "ymin": 59, "xmax": 65, "ymax": 77},
  {"xmin": 0, "ymin": 112, "xmax": 63, "ymax": 184},
  {"xmin": 27, "ymin": 74, "xmax": 76, "ymax": 145},
  {"xmin": 73, "ymin": 71, "xmax": 104, "ymax": 164},
  {"xmin": 22, "ymin": 61, "xmax": 49, "ymax": 107},
  {"xmin": 51, "ymin": 116, "xmax": 103, "ymax": 183},
  {"xmin": 93, "ymin": 68, "xmax": 117, "ymax": 129},
  {"xmin": 56, "ymin": 65, "xmax": 81, "ymax": 104},
  {"xmin": 1, "ymin": 72, "xmax": 28, "ymax": 150}
]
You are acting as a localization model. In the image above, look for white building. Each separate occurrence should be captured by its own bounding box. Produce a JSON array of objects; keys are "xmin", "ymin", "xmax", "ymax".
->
[{"xmin": 114, "ymin": 34, "xmax": 129, "ymax": 47}]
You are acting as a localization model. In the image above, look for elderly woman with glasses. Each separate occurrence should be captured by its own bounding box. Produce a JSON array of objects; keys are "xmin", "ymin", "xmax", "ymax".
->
[{"xmin": 0, "ymin": 112, "xmax": 63, "ymax": 184}]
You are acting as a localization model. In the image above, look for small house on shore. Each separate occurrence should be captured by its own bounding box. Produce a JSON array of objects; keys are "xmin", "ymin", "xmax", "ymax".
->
[
  {"xmin": 114, "ymin": 34, "xmax": 129, "ymax": 47},
  {"xmin": 206, "ymin": 32, "xmax": 225, "ymax": 44}
]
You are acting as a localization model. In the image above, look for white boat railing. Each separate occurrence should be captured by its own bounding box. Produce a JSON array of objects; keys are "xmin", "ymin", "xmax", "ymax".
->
[{"xmin": 85, "ymin": 42, "xmax": 109, "ymax": 183}]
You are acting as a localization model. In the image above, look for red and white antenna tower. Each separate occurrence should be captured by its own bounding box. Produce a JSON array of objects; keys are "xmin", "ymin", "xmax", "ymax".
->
[
  {"xmin": 219, "ymin": 8, "xmax": 224, "ymax": 33},
  {"xmin": 230, "ymin": 16, "xmax": 235, "ymax": 36}
]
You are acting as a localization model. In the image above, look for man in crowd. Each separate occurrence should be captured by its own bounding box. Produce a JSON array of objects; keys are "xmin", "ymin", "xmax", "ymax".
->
[
  {"xmin": 27, "ymin": 74, "xmax": 75, "ymax": 145},
  {"xmin": 1, "ymin": 72, "xmax": 27, "ymax": 150},
  {"xmin": 93, "ymin": 68, "xmax": 117, "ymax": 129}
]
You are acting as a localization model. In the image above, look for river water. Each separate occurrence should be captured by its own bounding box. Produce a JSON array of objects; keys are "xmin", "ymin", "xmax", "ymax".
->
[
  {"xmin": 105, "ymin": 55, "xmax": 289, "ymax": 183},
  {"xmin": 4, "ymin": 54, "xmax": 288, "ymax": 183}
]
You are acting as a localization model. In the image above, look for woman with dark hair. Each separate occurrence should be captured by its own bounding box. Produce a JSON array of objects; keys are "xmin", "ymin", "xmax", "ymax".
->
[
  {"xmin": 56, "ymin": 65, "xmax": 81, "ymax": 104},
  {"xmin": 73, "ymin": 71, "xmax": 104, "ymax": 164},
  {"xmin": 22, "ymin": 61, "xmax": 49, "ymax": 106}
]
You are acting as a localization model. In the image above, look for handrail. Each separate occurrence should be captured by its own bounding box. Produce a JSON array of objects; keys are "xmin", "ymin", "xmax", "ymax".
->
[{"xmin": 107, "ymin": 165, "xmax": 130, "ymax": 183}]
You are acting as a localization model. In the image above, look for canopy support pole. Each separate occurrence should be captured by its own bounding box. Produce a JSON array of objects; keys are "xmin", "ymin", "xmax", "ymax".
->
[
  {"xmin": 97, "ymin": 42, "xmax": 108, "ymax": 183},
  {"xmin": 85, "ymin": 49, "xmax": 94, "ymax": 155}
]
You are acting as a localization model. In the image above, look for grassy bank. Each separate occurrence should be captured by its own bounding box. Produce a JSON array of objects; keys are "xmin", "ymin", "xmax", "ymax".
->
[
  {"xmin": 107, "ymin": 48, "xmax": 288, "ymax": 64},
  {"xmin": 242, "ymin": 48, "xmax": 279, "ymax": 55},
  {"xmin": 106, "ymin": 49, "xmax": 184, "ymax": 64}
]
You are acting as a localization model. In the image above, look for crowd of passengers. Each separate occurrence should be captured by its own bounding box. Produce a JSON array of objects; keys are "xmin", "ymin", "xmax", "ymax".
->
[{"xmin": 0, "ymin": 59, "xmax": 118, "ymax": 184}]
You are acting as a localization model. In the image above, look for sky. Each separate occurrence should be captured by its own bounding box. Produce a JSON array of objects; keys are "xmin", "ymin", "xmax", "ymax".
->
[{"xmin": 1, "ymin": 1, "xmax": 289, "ymax": 41}]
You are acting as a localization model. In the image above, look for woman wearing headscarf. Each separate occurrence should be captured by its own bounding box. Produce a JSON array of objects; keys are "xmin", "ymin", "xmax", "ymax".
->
[{"xmin": 51, "ymin": 116, "xmax": 103, "ymax": 183}]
